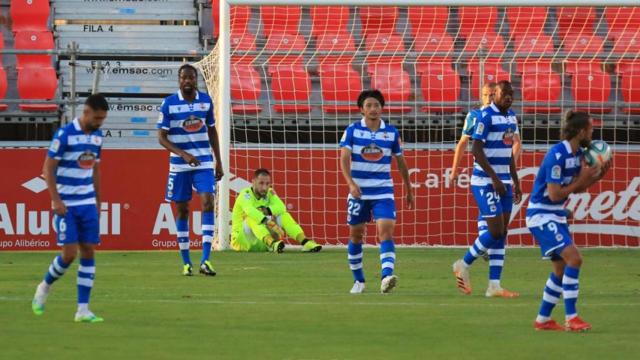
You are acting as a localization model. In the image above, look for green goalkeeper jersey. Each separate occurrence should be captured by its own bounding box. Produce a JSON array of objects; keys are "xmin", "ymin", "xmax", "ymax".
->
[{"xmin": 232, "ymin": 187, "xmax": 287, "ymax": 233}]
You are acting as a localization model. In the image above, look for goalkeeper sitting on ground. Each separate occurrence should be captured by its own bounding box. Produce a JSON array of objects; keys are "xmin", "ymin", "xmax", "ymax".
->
[{"xmin": 231, "ymin": 168, "xmax": 322, "ymax": 253}]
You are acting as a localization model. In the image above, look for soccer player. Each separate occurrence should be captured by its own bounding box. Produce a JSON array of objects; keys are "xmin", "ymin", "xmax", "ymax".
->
[
  {"xmin": 452, "ymin": 80, "xmax": 522, "ymax": 297},
  {"xmin": 339, "ymin": 89, "xmax": 415, "ymax": 294},
  {"xmin": 231, "ymin": 168, "xmax": 322, "ymax": 253},
  {"xmin": 528, "ymin": 110, "xmax": 610, "ymax": 332},
  {"xmin": 157, "ymin": 64, "xmax": 224, "ymax": 276},
  {"xmin": 31, "ymin": 94, "xmax": 109, "ymax": 323}
]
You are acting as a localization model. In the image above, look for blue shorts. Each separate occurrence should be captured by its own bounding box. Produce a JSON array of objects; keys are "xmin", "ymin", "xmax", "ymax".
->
[
  {"xmin": 471, "ymin": 184, "xmax": 513, "ymax": 218},
  {"xmin": 54, "ymin": 204, "xmax": 100, "ymax": 246},
  {"xmin": 166, "ymin": 169, "xmax": 215, "ymax": 202},
  {"xmin": 347, "ymin": 198, "xmax": 396, "ymax": 225},
  {"xmin": 529, "ymin": 221, "xmax": 573, "ymax": 260}
]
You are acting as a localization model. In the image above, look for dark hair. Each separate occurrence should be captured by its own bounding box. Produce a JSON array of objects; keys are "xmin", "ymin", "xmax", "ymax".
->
[
  {"xmin": 254, "ymin": 168, "xmax": 271, "ymax": 178},
  {"xmin": 179, "ymin": 63, "xmax": 198, "ymax": 78},
  {"xmin": 357, "ymin": 89, "xmax": 385, "ymax": 109},
  {"xmin": 85, "ymin": 93, "xmax": 109, "ymax": 111},
  {"xmin": 496, "ymin": 80, "xmax": 512, "ymax": 91},
  {"xmin": 562, "ymin": 110, "xmax": 591, "ymax": 140}
]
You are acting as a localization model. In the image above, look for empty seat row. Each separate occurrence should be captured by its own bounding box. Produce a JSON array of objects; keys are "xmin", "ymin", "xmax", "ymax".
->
[
  {"xmin": 230, "ymin": 59, "xmax": 640, "ymax": 115},
  {"xmin": 11, "ymin": 0, "xmax": 51, "ymax": 32}
]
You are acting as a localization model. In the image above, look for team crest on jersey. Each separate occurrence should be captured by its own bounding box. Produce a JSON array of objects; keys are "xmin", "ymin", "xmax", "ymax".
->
[
  {"xmin": 503, "ymin": 128, "xmax": 515, "ymax": 145},
  {"xmin": 551, "ymin": 165, "xmax": 562, "ymax": 180},
  {"xmin": 182, "ymin": 115, "xmax": 204, "ymax": 133},
  {"xmin": 77, "ymin": 150, "xmax": 96, "ymax": 169},
  {"xmin": 361, "ymin": 143, "xmax": 384, "ymax": 162}
]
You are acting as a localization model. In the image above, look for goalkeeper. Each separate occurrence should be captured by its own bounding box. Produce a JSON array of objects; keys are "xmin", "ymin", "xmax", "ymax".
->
[{"xmin": 231, "ymin": 168, "xmax": 322, "ymax": 253}]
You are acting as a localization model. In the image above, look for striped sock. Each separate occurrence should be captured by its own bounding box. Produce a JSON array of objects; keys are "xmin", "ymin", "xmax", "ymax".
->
[
  {"xmin": 347, "ymin": 241, "xmax": 365, "ymax": 282},
  {"xmin": 563, "ymin": 266, "xmax": 580, "ymax": 320},
  {"xmin": 379, "ymin": 239, "xmax": 395, "ymax": 279},
  {"xmin": 201, "ymin": 211, "xmax": 214, "ymax": 264},
  {"xmin": 44, "ymin": 255, "xmax": 71, "ymax": 285},
  {"xmin": 463, "ymin": 226, "xmax": 497, "ymax": 266},
  {"xmin": 536, "ymin": 272, "xmax": 563, "ymax": 323},
  {"xmin": 488, "ymin": 236, "xmax": 506, "ymax": 286},
  {"xmin": 77, "ymin": 258, "xmax": 95, "ymax": 309},
  {"xmin": 176, "ymin": 218, "xmax": 191, "ymax": 265}
]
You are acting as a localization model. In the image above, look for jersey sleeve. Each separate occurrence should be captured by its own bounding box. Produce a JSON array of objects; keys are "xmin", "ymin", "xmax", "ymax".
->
[
  {"xmin": 268, "ymin": 190, "xmax": 287, "ymax": 217},
  {"xmin": 206, "ymin": 97, "xmax": 215, "ymax": 127},
  {"xmin": 461, "ymin": 111, "xmax": 477, "ymax": 137},
  {"xmin": 237, "ymin": 190, "xmax": 267, "ymax": 224},
  {"xmin": 156, "ymin": 99, "xmax": 170, "ymax": 130},
  {"xmin": 392, "ymin": 128, "xmax": 402, "ymax": 156},
  {"xmin": 471, "ymin": 111, "xmax": 491, "ymax": 142},
  {"xmin": 339, "ymin": 125, "xmax": 354, "ymax": 150},
  {"xmin": 47, "ymin": 129, "xmax": 67, "ymax": 160},
  {"xmin": 544, "ymin": 150, "xmax": 564, "ymax": 184}
]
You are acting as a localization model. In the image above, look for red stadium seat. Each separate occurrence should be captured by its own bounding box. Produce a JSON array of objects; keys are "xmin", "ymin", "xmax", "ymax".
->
[
  {"xmin": 412, "ymin": 32, "xmax": 454, "ymax": 54},
  {"xmin": 17, "ymin": 67, "xmax": 58, "ymax": 112},
  {"xmin": 462, "ymin": 32, "xmax": 505, "ymax": 55},
  {"xmin": 367, "ymin": 58, "xmax": 412, "ymax": 113},
  {"xmin": 467, "ymin": 58, "xmax": 510, "ymax": 100},
  {"xmin": 310, "ymin": 6, "xmax": 350, "ymax": 38},
  {"xmin": 557, "ymin": 7, "xmax": 596, "ymax": 40},
  {"xmin": 14, "ymin": 31, "xmax": 54, "ymax": 68},
  {"xmin": 264, "ymin": 33, "xmax": 306, "ymax": 72},
  {"xmin": 517, "ymin": 61, "xmax": 562, "ymax": 113},
  {"xmin": 506, "ymin": 7, "xmax": 548, "ymax": 39},
  {"xmin": 611, "ymin": 31, "xmax": 640, "ymax": 55},
  {"xmin": 315, "ymin": 32, "xmax": 356, "ymax": 53},
  {"xmin": 261, "ymin": 6, "xmax": 301, "ymax": 37},
  {"xmin": 458, "ymin": 7, "xmax": 498, "ymax": 38},
  {"xmin": 417, "ymin": 61, "xmax": 461, "ymax": 113},
  {"xmin": 617, "ymin": 62, "xmax": 640, "ymax": 114},
  {"xmin": 230, "ymin": 31, "xmax": 256, "ymax": 51},
  {"xmin": 562, "ymin": 32, "xmax": 605, "ymax": 56},
  {"xmin": 407, "ymin": 6, "xmax": 449, "ymax": 37},
  {"xmin": 231, "ymin": 63, "xmax": 262, "ymax": 114},
  {"xmin": 318, "ymin": 62, "xmax": 362, "ymax": 113},
  {"xmin": 604, "ymin": 7, "xmax": 640, "ymax": 40},
  {"xmin": 364, "ymin": 33, "xmax": 406, "ymax": 53},
  {"xmin": 10, "ymin": 0, "xmax": 50, "ymax": 32},
  {"xmin": 270, "ymin": 65, "xmax": 311, "ymax": 113},
  {"xmin": 0, "ymin": 66, "xmax": 7, "ymax": 112},
  {"xmin": 513, "ymin": 34, "xmax": 555, "ymax": 55},
  {"xmin": 566, "ymin": 62, "xmax": 612, "ymax": 114},
  {"xmin": 359, "ymin": 6, "xmax": 398, "ymax": 37}
]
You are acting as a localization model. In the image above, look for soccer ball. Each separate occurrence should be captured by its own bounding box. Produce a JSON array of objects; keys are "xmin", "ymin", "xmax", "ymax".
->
[{"xmin": 584, "ymin": 140, "xmax": 612, "ymax": 167}]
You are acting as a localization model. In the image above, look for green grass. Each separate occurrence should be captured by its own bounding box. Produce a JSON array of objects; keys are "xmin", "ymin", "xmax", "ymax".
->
[{"xmin": 1, "ymin": 249, "xmax": 639, "ymax": 359}]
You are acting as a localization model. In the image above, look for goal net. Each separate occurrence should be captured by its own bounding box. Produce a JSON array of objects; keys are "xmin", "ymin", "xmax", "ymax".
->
[{"xmin": 197, "ymin": 1, "xmax": 640, "ymax": 249}]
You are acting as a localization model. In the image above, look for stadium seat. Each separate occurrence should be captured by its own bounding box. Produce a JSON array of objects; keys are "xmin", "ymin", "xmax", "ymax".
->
[
  {"xmin": 14, "ymin": 31, "xmax": 54, "ymax": 68},
  {"xmin": 359, "ymin": 6, "xmax": 399, "ymax": 37},
  {"xmin": 264, "ymin": 33, "xmax": 306, "ymax": 73},
  {"xmin": 407, "ymin": 6, "xmax": 449, "ymax": 37},
  {"xmin": 310, "ymin": 6, "xmax": 350, "ymax": 38},
  {"xmin": 458, "ymin": 7, "xmax": 498, "ymax": 38},
  {"xmin": 612, "ymin": 32, "xmax": 640, "ymax": 55},
  {"xmin": 557, "ymin": 7, "xmax": 596, "ymax": 40},
  {"xmin": 562, "ymin": 32, "xmax": 605, "ymax": 56},
  {"xmin": 261, "ymin": 6, "xmax": 301, "ymax": 37},
  {"xmin": 417, "ymin": 61, "xmax": 461, "ymax": 113},
  {"xmin": 513, "ymin": 34, "xmax": 555, "ymax": 55},
  {"xmin": 318, "ymin": 62, "xmax": 362, "ymax": 113},
  {"xmin": 17, "ymin": 67, "xmax": 58, "ymax": 112},
  {"xmin": 566, "ymin": 62, "xmax": 612, "ymax": 114},
  {"xmin": 213, "ymin": 2, "xmax": 254, "ymax": 49},
  {"xmin": 0, "ymin": 66, "xmax": 7, "ymax": 112},
  {"xmin": 506, "ymin": 7, "xmax": 548, "ymax": 39},
  {"xmin": 462, "ymin": 32, "xmax": 505, "ymax": 55},
  {"xmin": 231, "ymin": 63, "xmax": 262, "ymax": 114},
  {"xmin": 467, "ymin": 58, "xmax": 510, "ymax": 100},
  {"xmin": 412, "ymin": 32, "xmax": 454, "ymax": 54},
  {"xmin": 231, "ymin": 31, "xmax": 256, "ymax": 51},
  {"xmin": 604, "ymin": 7, "xmax": 640, "ymax": 40},
  {"xmin": 517, "ymin": 61, "xmax": 562, "ymax": 113},
  {"xmin": 10, "ymin": 0, "xmax": 50, "ymax": 32},
  {"xmin": 617, "ymin": 62, "xmax": 640, "ymax": 114},
  {"xmin": 367, "ymin": 58, "xmax": 412, "ymax": 113},
  {"xmin": 364, "ymin": 33, "xmax": 406, "ymax": 53},
  {"xmin": 315, "ymin": 32, "xmax": 356, "ymax": 53},
  {"xmin": 270, "ymin": 65, "xmax": 311, "ymax": 113}
]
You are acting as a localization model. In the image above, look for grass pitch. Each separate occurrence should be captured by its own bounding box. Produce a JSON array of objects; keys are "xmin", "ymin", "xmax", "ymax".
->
[{"xmin": 1, "ymin": 248, "xmax": 639, "ymax": 359}]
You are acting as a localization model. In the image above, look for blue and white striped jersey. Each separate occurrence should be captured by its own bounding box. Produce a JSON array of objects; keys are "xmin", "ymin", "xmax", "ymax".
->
[
  {"xmin": 471, "ymin": 103, "xmax": 519, "ymax": 186},
  {"xmin": 47, "ymin": 118, "xmax": 102, "ymax": 207},
  {"xmin": 526, "ymin": 140, "xmax": 582, "ymax": 227},
  {"xmin": 339, "ymin": 119, "xmax": 402, "ymax": 200},
  {"xmin": 462, "ymin": 107, "xmax": 484, "ymax": 137},
  {"xmin": 157, "ymin": 90, "xmax": 215, "ymax": 172}
]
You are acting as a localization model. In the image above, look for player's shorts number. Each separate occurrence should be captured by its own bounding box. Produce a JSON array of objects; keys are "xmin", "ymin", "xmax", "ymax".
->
[
  {"xmin": 348, "ymin": 201, "xmax": 361, "ymax": 216},
  {"xmin": 543, "ymin": 221, "xmax": 564, "ymax": 242},
  {"xmin": 59, "ymin": 218, "xmax": 67, "ymax": 233},
  {"xmin": 167, "ymin": 176, "xmax": 175, "ymax": 191},
  {"xmin": 486, "ymin": 191, "xmax": 498, "ymax": 205}
]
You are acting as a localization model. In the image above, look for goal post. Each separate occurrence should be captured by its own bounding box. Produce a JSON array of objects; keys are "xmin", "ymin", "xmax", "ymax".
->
[{"xmin": 199, "ymin": 0, "xmax": 640, "ymax": 250}]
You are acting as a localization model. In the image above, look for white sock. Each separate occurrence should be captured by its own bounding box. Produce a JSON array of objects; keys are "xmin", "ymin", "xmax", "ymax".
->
[
  {"xmin": 77, "ymin": 303, "xmax": 89, "ymax": 313},
  {"xmin": 536, "ymin": 315, "xmax": 550, "ymax": 323},
  {"xmin": 489, "ymin": 280, "xmax": 501, "ymax": 288}
]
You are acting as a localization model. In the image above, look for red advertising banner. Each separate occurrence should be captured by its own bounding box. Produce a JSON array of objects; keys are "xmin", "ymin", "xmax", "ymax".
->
[{"xmin": 1, "ymin": 149, "xmax": 638, "ymax": 251}]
